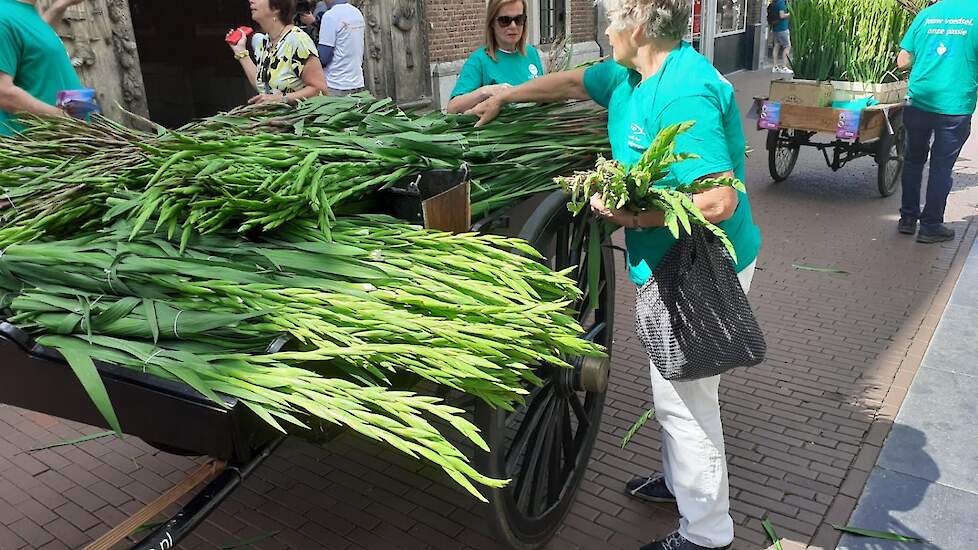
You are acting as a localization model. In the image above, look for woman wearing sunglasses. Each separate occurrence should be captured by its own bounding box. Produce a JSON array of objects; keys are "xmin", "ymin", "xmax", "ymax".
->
[{"xmin": 445, "ymin": 0, "xmax": 544, "ymax": 114}]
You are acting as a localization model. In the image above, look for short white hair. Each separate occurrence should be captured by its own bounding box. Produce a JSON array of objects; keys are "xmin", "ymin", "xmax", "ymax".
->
[{"xmin": 600, "ymin": 0, "xmax": 691, "ymax": 40}]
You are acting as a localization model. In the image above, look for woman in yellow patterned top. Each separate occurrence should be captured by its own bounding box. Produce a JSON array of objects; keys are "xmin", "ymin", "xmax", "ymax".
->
[{"xmin": 227, "ymin": 0, "xmax": 327, "ymax": 104}]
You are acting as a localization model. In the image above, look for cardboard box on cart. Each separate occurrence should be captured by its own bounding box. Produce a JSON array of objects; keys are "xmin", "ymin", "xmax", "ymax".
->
[{"xmin": 769, "ymin": 79, "xmax": 835, "ymax": 107}]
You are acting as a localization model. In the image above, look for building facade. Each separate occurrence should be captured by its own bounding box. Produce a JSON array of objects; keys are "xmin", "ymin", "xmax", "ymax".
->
[
  {"xmin": 424, "ymin": 0, "xmax": 769, "ymax": 110},
  {"xmin": 42, "ymin": 0, "xmax": 771, "ymax": 127}
]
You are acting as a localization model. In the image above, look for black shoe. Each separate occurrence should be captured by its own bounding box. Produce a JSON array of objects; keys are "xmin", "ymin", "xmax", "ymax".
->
[
  {"xmin": 625, "ymin": 474, "xmax": 676, "ymax": 503},
  {"xmin": 640, "ymin": 531, "xmax": 732, "ymax": 550},
  {"xmin": 917, "ymin": 224, "xmax": 955, "ymax": 243},
  {"xmin": 898, "ymin": 216, "xmax": 918, "ymax": 235}
]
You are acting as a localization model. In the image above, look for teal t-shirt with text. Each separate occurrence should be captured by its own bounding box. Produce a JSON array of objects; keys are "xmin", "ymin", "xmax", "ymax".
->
[
  {"xmin": 450, "ymin": 46, "xmax": 544, "ymax": 98},
  {"xmin": 583, "ymin": 43, "xmax": 761, "ymax": 286},
  {"xmin": 900, "ymin": 0, "xmax": 978, "ymax": 116},
  {"xmin": 0, "ymin": 0, "xmax": 82, "ymax": 135}
]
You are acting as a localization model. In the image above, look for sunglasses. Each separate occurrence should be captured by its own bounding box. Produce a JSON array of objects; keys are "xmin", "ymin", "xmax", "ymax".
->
[{"xmin": 495, "ymin": 14, "xmax": 527, "ymax": 27}]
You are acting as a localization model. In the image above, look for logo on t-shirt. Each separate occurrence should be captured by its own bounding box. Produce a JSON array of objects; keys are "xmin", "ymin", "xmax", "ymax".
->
[
  {"xmin": 529, "ymin": 65, "xmax": 539, "ymax": 78},
  {"xmin": 627, "ymin": 123, "xmax": 650, "ymax": 151},
  {"xmin": 937, "ymin": 42, "xmax": 948, "ymax": 56}
]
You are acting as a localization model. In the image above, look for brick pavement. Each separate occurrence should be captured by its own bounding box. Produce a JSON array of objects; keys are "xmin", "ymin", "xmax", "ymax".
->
[{"xmin": 2, "ymin": 69, "xmax": 978, "ymax": 550}]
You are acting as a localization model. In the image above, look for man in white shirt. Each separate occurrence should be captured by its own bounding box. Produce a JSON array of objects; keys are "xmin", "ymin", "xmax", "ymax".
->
[{"xmin": 317, "ymin": 0, "xmax": 366, "ymax": 96}]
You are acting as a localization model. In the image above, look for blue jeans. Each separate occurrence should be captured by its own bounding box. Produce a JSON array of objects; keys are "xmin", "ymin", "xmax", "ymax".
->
[{"xmin": 900, "ymin": 104, "xmax": 972, "ymax": 227}]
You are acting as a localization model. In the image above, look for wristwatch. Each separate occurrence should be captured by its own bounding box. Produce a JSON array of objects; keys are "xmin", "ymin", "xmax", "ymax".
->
[{"xmin": 233, "ymin": 50, "xmax": 249, "ymax": 60}]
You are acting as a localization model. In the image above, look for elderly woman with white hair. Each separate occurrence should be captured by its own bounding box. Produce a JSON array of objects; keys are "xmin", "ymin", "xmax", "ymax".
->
[{"xmin": 469, "ymin": 1, "xmax": 761, "ymax": 549}]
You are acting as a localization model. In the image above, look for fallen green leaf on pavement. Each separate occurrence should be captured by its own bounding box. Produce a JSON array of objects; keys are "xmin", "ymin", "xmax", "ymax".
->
[
  {"xmin": 219, "ymin": 531, "xmax": 281, "ymax": 549},
  {"xmin": 28, "ymin": 430, "xmax": 116, "ymax": 452},
  {"xmin": 763, "ymin": 518, "xmax": 783, "ymax": 550},
  {"xmin": 832, "ymin": 524, "xmax": 926, "ymax": 543},
  {"xmin": 620, "ymin": 408, "xmax": 656, "ymax": 449},
  {"xmin": 792, "ymin": 264, "xmax": 849, "ymax": 275}
]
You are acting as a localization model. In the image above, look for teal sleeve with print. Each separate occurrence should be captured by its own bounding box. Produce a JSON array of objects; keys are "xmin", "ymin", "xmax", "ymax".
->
[
  {"xmin": 656, "ymin": 95, "xmax": 734, "ymax": 185},
  {"xmin": 450, "ymin": 51, "xmax": 486, "ymax": 98},
  {"xmin": 900, "ymin": 12, "xmax": 923, "ymax": 53},
  {"xmin": 583, "ymin": 60, "xmax": 629, "ymax": 108}
]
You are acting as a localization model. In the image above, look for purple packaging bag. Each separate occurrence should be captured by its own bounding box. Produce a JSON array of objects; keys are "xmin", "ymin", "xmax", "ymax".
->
[{"xmin": 56, "ymin": 89, "xmax": 101, "ymax": 119}]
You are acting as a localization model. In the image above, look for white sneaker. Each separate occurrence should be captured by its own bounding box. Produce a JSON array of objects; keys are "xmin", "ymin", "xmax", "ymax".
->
[{"xmin": 773, "ymin": 65, "xmax": 786, "ymax": 73}]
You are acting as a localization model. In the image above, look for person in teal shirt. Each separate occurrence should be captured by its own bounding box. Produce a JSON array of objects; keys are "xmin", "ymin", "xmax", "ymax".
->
[
  {"xmin": 768, "ymin": 0, "xmax": 791, "ymax": 73},
  {"xmin": 445, "ymin": 0, "xmax": 544, "ymax": 114},
  {"xmin": 896, "ymin": 0, "xmax": 978, "ymax": 243},
  {"xmin": 469, "ymin": 1, "xmax": 760, "ymax": 548},
  {"xmin": 0, "ymin": 0, "xmax": 87, "ymax": 136}
]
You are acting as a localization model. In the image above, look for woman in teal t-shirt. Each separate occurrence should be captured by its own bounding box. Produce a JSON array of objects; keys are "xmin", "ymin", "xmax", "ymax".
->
[
  {"xmin": 466, "ymin": 2, "xmax": 762, "ymax": 549},
  {"xmin": 445, "ymin": 0, "xmax": 544, "ymax": 114}
]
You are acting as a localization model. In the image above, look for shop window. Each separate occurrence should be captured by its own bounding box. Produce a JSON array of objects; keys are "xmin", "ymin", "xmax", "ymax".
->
[
  {"xmin": 716, "ymin": 0, "xmax": 747, "ymax": 36},
  {"xmin": 540, "ymin": 0, "xmax": 567, "ymax": 44}
]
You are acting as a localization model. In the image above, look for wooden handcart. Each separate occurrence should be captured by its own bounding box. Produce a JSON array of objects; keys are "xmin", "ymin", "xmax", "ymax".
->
[{"xmin": 756, "ymin": 99, "xmax": 906, "ymax": 197}]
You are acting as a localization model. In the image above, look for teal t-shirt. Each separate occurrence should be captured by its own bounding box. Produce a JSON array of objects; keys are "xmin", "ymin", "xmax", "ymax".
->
[
  {"xmin": 583, "ymin": 42, "xmax": 761, "ymax": 286},
  {"xmin": 771, "ymin": 0, "xmax": 789, "ymax": 33},
  {"xmin": 0, "ymin": 0, "xmax": 82, "ymax": 135},
  {"xmin": 450, "ymin": 46, "xmax": 544, "ymax": 98},
  {"xmin": 900, "ymin": 0, "xmax": 978, "ymax": 116}
]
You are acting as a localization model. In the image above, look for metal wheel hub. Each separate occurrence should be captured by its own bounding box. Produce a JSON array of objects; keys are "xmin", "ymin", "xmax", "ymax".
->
[{"xmin": 570, "ymin": 355, "xmax": 610, "ymax": 394}]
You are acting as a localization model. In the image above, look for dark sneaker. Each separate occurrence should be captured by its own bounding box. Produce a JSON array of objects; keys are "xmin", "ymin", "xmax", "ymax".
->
[
  {"xmin": 625, "ymin": 474, "xmax": 676, "ymax": 503},
  {"xmin": 640, "ymin": 531, "xmax": 732, "ymax": 550},
  {"xmin": 917, "ymin": 224, "xmax": 955, "ymax": 244},
  {"xmin": 898, "ymin": 216, "xmax": 918, "ymax": 235}
]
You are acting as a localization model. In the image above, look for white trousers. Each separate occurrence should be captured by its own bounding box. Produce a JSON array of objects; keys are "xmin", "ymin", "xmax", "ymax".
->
[{"xmin": 649, "ymin": 261, "xmax": 756, "ymax": 548}]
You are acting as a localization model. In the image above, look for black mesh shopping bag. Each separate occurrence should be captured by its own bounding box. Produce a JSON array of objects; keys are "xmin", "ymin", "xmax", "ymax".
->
[{"xmin": 635, "ymin": 226, "xmax": 766, "ymax": 381}]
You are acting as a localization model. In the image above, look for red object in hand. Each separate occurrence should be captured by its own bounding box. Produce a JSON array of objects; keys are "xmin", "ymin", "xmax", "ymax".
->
[{"xmin": 225, "ymin": 26, "xmax": 254, "ymax": 45}]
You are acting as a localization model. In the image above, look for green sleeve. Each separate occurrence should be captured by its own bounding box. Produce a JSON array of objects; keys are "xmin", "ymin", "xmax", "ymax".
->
[
  {"xmin": 657, "ymin": 95, "xmax": 733, "ymax": 185},
  {"xmin": 583, "ymin": 60, "xmax": 628, "ymax": 108},
  {"xmin": 450, "ymin": 51, "xmax": 485, "ymax": 99},
  {"xmin": 0, "ymin": 22, "xmax": 20, "ymax": 78},
  {"xmin": 900, "ymin": 13, "xmax": 923, "ymax": 53}
]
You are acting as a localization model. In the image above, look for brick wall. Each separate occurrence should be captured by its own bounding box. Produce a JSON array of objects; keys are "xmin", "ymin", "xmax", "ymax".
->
[
  {"xmin": 570, "ymin": 0, "xmax": 596, "ymax": 42},
  {"xmin": 425, "ymin": 0, "xmax": 486, "ymax": 64}
]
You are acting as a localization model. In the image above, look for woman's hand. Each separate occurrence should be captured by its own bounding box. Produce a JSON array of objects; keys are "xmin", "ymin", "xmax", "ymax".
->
[
  {"xmin": 479, "ymin": 83, "xmax": 511, "ymax": 98},
  {"xmin": 466, "ymin": 95, "xmax": 505, "ymax": 127},
  {"xmin": 226, "ymin": 29, "xmax": 248, "ymax": 54},
  {"xmin": 248, "ymin": 93, "xmax": 287, "ymax": 105},
  {"xmin": 590, "ymin": 194, "xmax": 638, "ymax": 228}
]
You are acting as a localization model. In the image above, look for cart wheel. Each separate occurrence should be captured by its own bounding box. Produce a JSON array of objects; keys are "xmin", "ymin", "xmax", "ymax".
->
[
  {"xmin": 876, "ymin": 125, "xmax": 905, "ymax": 197},
  {"xmin": 475, "ymin": 190, "xmax": 615, "ymax": 549},
  {"xmin": 767, "ymin": 129, "xmax": 800, "ymax": 182}
]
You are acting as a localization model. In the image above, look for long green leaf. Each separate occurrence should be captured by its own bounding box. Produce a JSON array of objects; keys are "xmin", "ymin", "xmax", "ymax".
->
[
  {"xmin": 587, "ymin": 219, "xmax": 601, "ymax": 312},
  {"xmin": 28, "ymin": 430, "xmax": 116, "ymax": 451},
  {"xmin": 763, "ymin": 519, "xmax": 783, "ymax": 550},
  {"xmin": 793, "ymin": 263, "xmax": 849, "ymax": 275},
  {"xmin": 620, "ymin": 408, "xmax": 655, "ymax": 449},
  {"xmin": 41, "ymin": 336, "xmax": 122, "ymax": 434},
  {"xmin": 832, "ymin": 525, "xmax": 926, "ymax": 543}
]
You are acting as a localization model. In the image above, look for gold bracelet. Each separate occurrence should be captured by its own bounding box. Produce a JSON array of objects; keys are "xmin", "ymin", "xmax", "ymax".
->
[{"xmin": 233, "ymin": 50, "xmax": 249, "ymax": 60}]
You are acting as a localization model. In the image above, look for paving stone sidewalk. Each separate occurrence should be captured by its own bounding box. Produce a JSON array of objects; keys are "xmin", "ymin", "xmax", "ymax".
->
[
  {"xmin": 2, "ymin": 69, "xmax": 978, "ymax": 550},
  {"xmin": 836, "ymin": 200, "xmax": 978, "ymax": 550}
]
